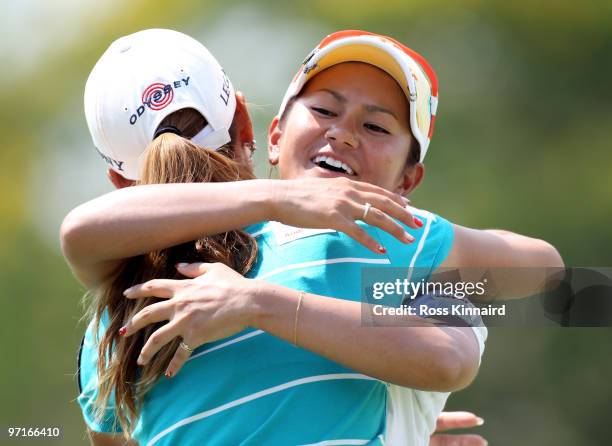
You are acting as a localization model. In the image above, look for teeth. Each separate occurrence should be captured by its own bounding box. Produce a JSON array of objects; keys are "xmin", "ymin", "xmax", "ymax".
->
[
  {"xmin": 341, "ymin": 162, "xmax": 354, "ymax": 175},
  {"xmin": 312, "ymin": 155, "xmax": 354, "ymax": 175},
  {"xmin": 329, "ymin": 158, "xmax": 342, "ymax": 168}
]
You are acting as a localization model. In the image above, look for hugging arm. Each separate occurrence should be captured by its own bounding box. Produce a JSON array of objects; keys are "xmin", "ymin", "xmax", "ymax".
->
[
  {"xmin": 441, "ymin": 224, "xmax": 564, "ymax": 299},
  {"xmin": 249, "ymin": 280, "xmax": 481, "ymax": 391},
  {"xmin": 122, "ymin": 262, "xmax": 481, "ymax": 392},
  {"xmin": 60, "ymin": 178, "xmax": 418, "ymax": 288}
]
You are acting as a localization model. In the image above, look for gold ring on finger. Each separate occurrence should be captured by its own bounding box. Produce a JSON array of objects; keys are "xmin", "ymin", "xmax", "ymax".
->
[
  {"xmin": 179, "ymin": 341, "xmax": 194, "ymax": 353},
  {"xmin": 362, "ymin": 202, "xmax": 373, "ymax": 221}
]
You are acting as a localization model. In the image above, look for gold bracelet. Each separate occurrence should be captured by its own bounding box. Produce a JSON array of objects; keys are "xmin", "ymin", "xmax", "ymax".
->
[{"xmin": 293, "ymin": 291, "xmax": 305, "ymax": 347}]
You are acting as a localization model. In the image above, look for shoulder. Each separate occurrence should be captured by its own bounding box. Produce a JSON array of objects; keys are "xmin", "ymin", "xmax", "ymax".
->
[
  {"xmin": 411, "ymin": 206, "xmax": 454, "ymax": 268},
  {"xmin": 377, "ymin": 206, "xmax": 455, "ymax": 270},
  {"xmin": 407, "ymin": 206, "xmax": 453, "ymax": 236}
]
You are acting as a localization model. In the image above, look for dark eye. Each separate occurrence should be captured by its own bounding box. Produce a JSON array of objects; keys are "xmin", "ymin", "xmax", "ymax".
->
[
  {"xmin": 365, "ymin": 123, "xmax": 390, "ymax": 134},
  {"xmin": 311, "ymin": 106, "xmax": 336, "ymax": 117}
]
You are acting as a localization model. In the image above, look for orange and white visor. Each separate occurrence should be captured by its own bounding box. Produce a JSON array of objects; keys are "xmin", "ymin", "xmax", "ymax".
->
[{"xmin": 278, "ymin": 30, "xmax": 438, "ymax": 162}]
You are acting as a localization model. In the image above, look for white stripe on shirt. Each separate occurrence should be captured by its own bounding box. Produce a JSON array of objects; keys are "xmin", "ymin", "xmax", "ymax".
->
[
  {"xmin": 187, "ymin": 330, "xmax": 264, "ymax": 362},
  {"xmin": 146, "ymin": 374, "xmax": 377, "ymax": 446},
  {"xmin": 405, "ymin": 217, "xmax": 433, "ymax": 283},
  {"xmin": 260, "ymin": 257, "xmax": 391, "ymax": 280}
]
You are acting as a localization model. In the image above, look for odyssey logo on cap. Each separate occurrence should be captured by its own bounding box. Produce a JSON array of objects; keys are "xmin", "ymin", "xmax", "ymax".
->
[
  {"xmin": 128, "ymin": 75, "xmax": 191, "ymax": 125},
  {"xmin": 142, "ymin": 82, "xmax": 174, "ymax": 111}
]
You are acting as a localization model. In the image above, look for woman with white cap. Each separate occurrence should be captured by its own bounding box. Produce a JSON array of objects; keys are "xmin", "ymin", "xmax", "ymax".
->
[{"xmin": 65, "ymin": 29, "xmax": 561, "ymax": 445}]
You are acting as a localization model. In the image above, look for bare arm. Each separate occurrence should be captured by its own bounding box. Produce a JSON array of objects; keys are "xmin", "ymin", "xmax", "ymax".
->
[
  {"xmin": 61, "ymin": 180, "xmax": 272, "ymax": 287},
  {"xmin": 250, "ymin": 282, "xmax": 481, "ymax": 391},
  {"xmin": 60, "ymin": 178, "xmax": 417, "ymax": 288},
  {"xmin": 441, "ymin": 224, "xmax": 564, "ymax": 299},
  {"xmin": 123, "ymin": 263, "xmax": 481, "ymax": 392}
]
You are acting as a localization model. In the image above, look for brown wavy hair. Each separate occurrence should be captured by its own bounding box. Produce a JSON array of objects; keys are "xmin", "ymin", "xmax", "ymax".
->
[{"xmin": 89, "ymin": 108, "xmax": 257, "ymax": 436}]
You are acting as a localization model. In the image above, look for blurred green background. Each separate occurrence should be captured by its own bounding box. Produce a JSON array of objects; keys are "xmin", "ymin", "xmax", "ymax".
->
[{"xmin": 1, "ymin": 0, "xmax": 611, "ymax": 444}]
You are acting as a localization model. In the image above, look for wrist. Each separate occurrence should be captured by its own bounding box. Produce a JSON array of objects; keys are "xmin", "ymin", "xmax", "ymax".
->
[
  {"xmin": 229, "ymin": 179, "xmax": 276, "ymax": 224},
  {"xmin": 266, "ymin": 178, "xmax": 298, "ymax": 223},
  {"xmin": 244, "ymin": 279, "xmax": 271, "ymax": 328},
  {"xmin": 264, "ymin": 179, "xmax": 286, "ymax": 222}
]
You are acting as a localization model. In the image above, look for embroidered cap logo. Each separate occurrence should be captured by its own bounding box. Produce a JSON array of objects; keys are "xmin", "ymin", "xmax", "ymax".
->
[{"xmin": 142, "ymin": 82, "xmax": 174, "ymax": 110}]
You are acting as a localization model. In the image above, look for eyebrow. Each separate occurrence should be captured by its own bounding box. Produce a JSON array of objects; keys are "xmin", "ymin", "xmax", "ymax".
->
[
  {"xmin": 319, "ymin": 89, "xmax": 346, "ymax": 103},
  {"xmin": 316, "ymin": 89, "xmax": 398, "ymax": 120},
  {"xmin": 363, "ymin": 103, "xmax": 397, "ymax": 120}
]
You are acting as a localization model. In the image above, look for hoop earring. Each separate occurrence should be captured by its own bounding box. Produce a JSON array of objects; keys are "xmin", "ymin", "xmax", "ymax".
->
[{"xmin": 268, "ymin": 164, "xmax": 279, "ymax": 179}]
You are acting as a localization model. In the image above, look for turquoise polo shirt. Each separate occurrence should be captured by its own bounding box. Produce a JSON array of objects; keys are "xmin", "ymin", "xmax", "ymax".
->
[{"xmin": 78, "ymin": 208, "xmax": 460, "ymax": 445}]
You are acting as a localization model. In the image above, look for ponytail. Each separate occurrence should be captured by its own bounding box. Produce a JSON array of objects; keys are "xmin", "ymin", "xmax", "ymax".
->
[{"xmin": 90, "ymin": 109, "xmax": 257, "ymax": 435}]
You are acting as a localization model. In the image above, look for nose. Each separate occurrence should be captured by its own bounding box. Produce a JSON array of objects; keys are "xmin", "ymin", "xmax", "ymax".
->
[{"xmin": 325, "ymin": 124, "xmax": 359, "ymax": 149}]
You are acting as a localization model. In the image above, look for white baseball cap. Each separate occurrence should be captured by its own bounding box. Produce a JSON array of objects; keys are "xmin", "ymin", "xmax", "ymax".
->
[
  {"xmin": 279, "ymin": 30, "xmax": 438, "ymax": 162},
  {"xmin": 84, "ymin": 28, "xmax": 236, "ymax": 180}
]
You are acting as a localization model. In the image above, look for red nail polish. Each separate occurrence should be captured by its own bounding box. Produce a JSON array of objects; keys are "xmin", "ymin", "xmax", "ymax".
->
[
  {"xmin": 118, "ymin": 326, "xmax": 127, "ymax": 336},
  {"xmin": 414, "ymin": 217, "xmax": 423, "ymax": 228},
  {"xmin": 378, "ymin": 246, "xmax": 387, "ymax": 254},
  {"xmin": 165, "ymin": 370, "xmax": 173, "ymax": 378}
]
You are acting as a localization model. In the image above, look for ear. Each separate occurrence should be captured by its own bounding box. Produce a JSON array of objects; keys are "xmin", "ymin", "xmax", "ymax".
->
[
  {"xmin": 234, "ymin": 91, "xmax": 254, "ymax": 146},
  {"xmin": 396, "ymin": 163, "xmax": 425, "ymax": 196},
  {"xmin": 267, "ymin": 116, "xmax": 282, "ymax": 166},
  {"xmin": 107, "ymin": 169, "xmax": 135, "ymax": 189}
]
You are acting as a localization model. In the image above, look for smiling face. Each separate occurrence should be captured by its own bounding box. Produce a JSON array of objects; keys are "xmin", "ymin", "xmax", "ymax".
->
[{"xmin": 269, "ymin": 62, "xmax": 424, "ymax": 194}]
